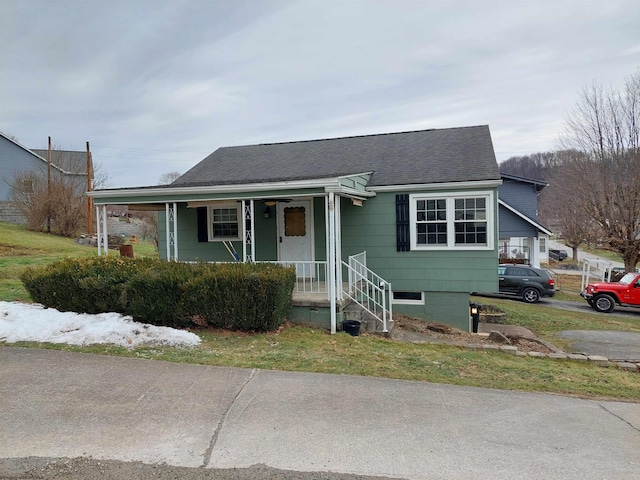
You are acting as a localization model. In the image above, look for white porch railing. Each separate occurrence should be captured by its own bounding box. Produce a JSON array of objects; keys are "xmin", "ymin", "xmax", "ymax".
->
[
  {"xmin": 258, "ymin": 261, "xmax": 329, "ymax": 294},
  {"xmin": 342, "ymin": 252, "xmax": 392, "ymax": 333}
]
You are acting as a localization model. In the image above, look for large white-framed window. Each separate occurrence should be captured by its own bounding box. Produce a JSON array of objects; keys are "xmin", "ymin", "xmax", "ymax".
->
[
  {"xmin": 409, "ymin": 191, "xmax": 494, "ymax": 250},
  {"xmin": 208, "ymin": 203, "xmax": 242, "ymax": 241}
]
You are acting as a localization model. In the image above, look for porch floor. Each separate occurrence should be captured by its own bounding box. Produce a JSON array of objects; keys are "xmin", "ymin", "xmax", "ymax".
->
[{"xmin": 292, "ymin": 282, "xmax": 350, "ymax": 308}]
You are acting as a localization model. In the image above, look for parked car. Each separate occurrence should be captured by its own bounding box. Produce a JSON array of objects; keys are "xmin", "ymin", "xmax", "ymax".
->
[
  {"xmin": 580, "ymin": 272, "xmax": 640, "ymax": 313},
  {"xmin": 548, "ymin": 249, "xmax": 568, "ymax": 261},
  {"xmin": 498, "ymin": 264, "xmax": 556, "ymax": 303}
]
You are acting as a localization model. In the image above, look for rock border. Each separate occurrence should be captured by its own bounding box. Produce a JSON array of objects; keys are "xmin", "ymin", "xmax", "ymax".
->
[{"xmin": 465, "ymin": 342, "xmax": 640, "ymax": 372}]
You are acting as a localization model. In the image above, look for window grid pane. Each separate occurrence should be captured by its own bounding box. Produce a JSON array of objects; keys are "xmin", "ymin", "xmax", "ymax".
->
[
  {"xmin": 453, "ymin": 197, "xmax": 487, "ymax": 246},
  {"xmin": 212, "ymin": 207, "xmax": 239, "ymax": 239},
  {"xmin": 416, "ymin": 198, "xmax": 447, "ymax": 245}
]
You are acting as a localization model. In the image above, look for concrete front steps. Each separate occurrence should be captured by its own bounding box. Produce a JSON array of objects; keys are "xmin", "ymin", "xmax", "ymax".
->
[{"xmin": 342, "ymin": 301, "xmax": 395, "ymax": 337}]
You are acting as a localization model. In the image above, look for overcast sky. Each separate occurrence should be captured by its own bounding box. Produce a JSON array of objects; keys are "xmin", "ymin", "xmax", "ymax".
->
[{"xmin": 1, "ymin": 0, "xmax": 638, "ymax": 188}]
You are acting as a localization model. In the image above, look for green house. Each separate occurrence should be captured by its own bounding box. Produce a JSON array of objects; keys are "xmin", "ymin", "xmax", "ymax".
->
[{"xmin": 89, "ymin": 125, "xmax": 501, "ymax": 333}]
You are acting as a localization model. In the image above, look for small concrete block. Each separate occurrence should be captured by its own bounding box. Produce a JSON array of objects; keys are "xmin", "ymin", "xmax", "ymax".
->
[
  {"xmin": 588, "ymin": 355, "xmax": 610, "ymax": 367},
  {"xmin": 482, "ymin": 344, "xmax": 499, "ymax": 351},
  {"xmin": 567, "ymin": 354, "xmax": 588, "ymax": 362},
  {"xmin": 616, "ymin": 362, "xmax": 639, "ymax": 371},
  {"xmin": 548, "ymin": 353, "xmax": 568, "ymax": 360},
  {"xmin": 499, "ymin": 345, "xmax": 518, "ymax": 355},
  {"xmin": 516, "ymin": 351, "xmax": 528, "ymax": 357},
  {"xmin": 466, "ymin": 343, "xmax": 483, "ymax": 350},
  {"xmin": 476, "ymin": 332, "xmax": 489, "ymax": 338},
  {"xmin": 527, "ymin": 351, "xmax": 547, "ymax": 358}
]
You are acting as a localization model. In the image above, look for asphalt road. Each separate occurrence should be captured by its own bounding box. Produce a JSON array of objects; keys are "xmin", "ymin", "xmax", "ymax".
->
[{"xmin": 1, "ymin": 347, "xmax": 639, "ymax": 480}]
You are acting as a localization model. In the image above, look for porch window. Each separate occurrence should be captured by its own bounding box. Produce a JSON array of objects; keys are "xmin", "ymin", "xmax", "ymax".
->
[
  {"xmin": 410, "ymin": 191, "xmax": 493, "ymax": 250},
  {"xmin": 208, "ymin": 204, "xmax": 241, "ymax": 241},
  {"xmin": 284, "ymin": 206, "xmax": 306, "ymax": 236}
]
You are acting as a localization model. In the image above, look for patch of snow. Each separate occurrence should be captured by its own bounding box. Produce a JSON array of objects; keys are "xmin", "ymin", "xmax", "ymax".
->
[{"xmin": 0, "ymin": 301, "xmax": 201, "ymax": 348}]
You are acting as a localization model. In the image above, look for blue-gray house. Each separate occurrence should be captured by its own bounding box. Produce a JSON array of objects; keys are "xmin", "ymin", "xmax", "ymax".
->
[
  {"xmin": 498, "ymin": 173, "xmax": 552, "ymax": 267},
  {"xmin": 0, "ymin": 132, "xmax": 90, "ymax": 224}
]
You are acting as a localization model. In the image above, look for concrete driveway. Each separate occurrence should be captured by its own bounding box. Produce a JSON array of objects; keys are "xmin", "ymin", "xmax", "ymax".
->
[
  {"xmin": 558, "ymin": 330, "xmax": 640, "ymax": 362},
  {"xmin": 1, "ymin": 347, "xmax": 639, "ymax": 479}
]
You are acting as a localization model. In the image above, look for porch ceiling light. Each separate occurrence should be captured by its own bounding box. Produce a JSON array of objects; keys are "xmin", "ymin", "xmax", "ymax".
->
[{"xmin": 264, "ymin": 200, "xmax": 277, "ymax": 206}]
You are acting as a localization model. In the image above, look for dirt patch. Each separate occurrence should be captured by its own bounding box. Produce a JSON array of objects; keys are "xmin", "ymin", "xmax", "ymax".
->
[
  {"xmin": 0, "ymin": 456, "xmax": 396, "ymax": 480},
  {"xmin": 393, "ymin": 315, "xmax": 554, "ymax": 354}
]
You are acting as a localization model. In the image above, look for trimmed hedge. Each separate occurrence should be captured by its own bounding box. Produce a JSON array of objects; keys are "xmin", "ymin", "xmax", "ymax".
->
[{"xmin": 21, "ymin": 257, "xmax": 296, "ymax": 331}]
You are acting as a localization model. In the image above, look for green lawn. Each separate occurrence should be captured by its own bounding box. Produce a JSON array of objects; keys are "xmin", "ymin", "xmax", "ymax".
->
[
  {"xmin": 0, "ymin": 222, "xmax": 157, "ymax": 301},
  {"xmin": 2, "ymin": 222, "xmax": 639, "ymax": 401}
]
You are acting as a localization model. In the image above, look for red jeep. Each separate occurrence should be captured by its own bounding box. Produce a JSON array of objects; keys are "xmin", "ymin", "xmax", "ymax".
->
[{"xmin": 581, "ymin": 272, "xmax": 640, "ymax": 313}]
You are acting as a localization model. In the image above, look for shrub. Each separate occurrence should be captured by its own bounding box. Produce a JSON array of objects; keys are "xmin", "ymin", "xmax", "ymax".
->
[{"xmin": 21, "ymin": 257, "xmax": 296, "ymax": 331}]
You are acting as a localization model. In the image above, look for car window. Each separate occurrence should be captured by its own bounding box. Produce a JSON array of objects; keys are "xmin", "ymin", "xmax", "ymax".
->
[
  {"xmin": 498, "ymin": 266, "xmax": 506, "ymax": 275},
  {"xmin": 619, "ymin": 273, "xmax": 635, "ymax": 285}
]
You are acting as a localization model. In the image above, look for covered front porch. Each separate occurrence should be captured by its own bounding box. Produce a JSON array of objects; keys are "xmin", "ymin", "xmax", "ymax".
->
[{"xmin": 90, "ymin": 185, "xmax": 392, "ymax": 335}]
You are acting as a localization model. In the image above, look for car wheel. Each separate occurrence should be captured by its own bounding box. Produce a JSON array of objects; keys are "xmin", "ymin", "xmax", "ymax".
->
[
  {"xmin": 521, "ymin": 287, "xmax": 540, "ymax": 303},
  {"xmin": 593, "ymin": 294, "xmax": 615, "ymax": 313}
]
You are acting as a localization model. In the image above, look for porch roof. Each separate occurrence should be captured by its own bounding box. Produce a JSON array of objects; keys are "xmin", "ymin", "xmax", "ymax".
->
[
  {"xmin": 88, "ymin": 174, "xmax": 374, "ymax": 205},
  {"xmin": 89, "ymin": 125, "xmax": 500, "ymax": 204}
]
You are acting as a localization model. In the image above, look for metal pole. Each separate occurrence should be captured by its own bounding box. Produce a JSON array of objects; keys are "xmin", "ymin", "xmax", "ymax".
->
[{"xmin": 47, "ymin": 136, "xmax": 51, "ymax": 234}]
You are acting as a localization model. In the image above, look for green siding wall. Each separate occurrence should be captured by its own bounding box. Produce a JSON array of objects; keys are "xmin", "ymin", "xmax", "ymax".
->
[
  {"xmin": 158, "ymin": 203, "xmax": 279, "ymax": 261},
  {"xmin": 155, "ymin": 190, "xmax": 498, "ymax": 331},
  {"xmin": 339, "ymin": 192, "xmax": 498, "ymax": 329}
]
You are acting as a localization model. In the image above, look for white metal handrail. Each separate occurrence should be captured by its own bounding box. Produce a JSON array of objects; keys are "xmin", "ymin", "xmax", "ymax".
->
[{"xmin": 342, "ymin": 252, "xmax": 392, "ymax": 332}]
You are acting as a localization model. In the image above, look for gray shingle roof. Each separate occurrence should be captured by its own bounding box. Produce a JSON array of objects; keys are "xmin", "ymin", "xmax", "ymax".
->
[{"xmin": 173, "ymin": 125, "xmax": 500, "ymax": 188}]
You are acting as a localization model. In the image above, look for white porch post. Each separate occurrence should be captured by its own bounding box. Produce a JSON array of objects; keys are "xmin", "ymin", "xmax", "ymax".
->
[
  {"xmin": 531, "ymin": 236, "xmax": 540, "ymax": 268},
  {"xmin": 172, "ymin": 202, "xmax": 178, "ymax": 261},
  {"xmin": 328, "ymin": 192, "xmax": 337, "ymax": 334},
  {"xmin": 96, "ymin": 205, "xmax": 102, "ymax": 255},
  {"xmin": 242, "ymin": 200, "xmax": 255, "ymax": 262},
  {"xmin": 100, "ymin": 205, "xmax": 108, "ymax": 256},
  {"xmin": 325, "ymin": 195, "xmax": 330, "ymax": 301},
  {"xmin": 165, "ymin": 203, "xmax": 178, "ymax": 261},
  {"xmin": 334, "ymin": 194, "xmax": 343, "ymax": 301}
]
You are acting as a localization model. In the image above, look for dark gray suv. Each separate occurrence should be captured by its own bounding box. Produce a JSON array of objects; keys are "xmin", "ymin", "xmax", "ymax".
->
[{"xmin": 498, "ymin": 264, "xmax": 556, "ymax": 303}]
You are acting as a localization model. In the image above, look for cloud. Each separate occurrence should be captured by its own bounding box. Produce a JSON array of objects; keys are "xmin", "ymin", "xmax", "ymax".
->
[{"xmin": 1, "ymin": 0, "xmax": 638, "ymax": 187}]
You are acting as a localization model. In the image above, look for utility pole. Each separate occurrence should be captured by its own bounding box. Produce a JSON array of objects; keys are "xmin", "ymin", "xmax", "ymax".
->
[
  {"xmin": 47, "ymin": 136, "xmax": 52, "ymax": 234},
  {"xmin": 86, "ymin": 141, "xmax": 93, "ymax": 235}
]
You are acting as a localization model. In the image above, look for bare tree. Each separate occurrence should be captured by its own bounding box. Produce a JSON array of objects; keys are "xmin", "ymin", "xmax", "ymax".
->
[
  {"xmin": 558, "ymin": 72, "xmax": 640, "ymax": 271},
  {"xmin": 158, "ymin": 171, "xmax": 181, "ymax": 185},
  {"xmin": 8, "ymin": 148, "xmax": 93, "ymax": 237},
  {"xmin": 499, "ymin": 151, "xmax": 560, "ymax": 180}
]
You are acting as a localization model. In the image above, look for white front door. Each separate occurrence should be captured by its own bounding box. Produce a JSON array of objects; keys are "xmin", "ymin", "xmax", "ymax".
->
[{"xmin": 278, "ymin": 199, "xmax": 314, "ymax": 277}]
